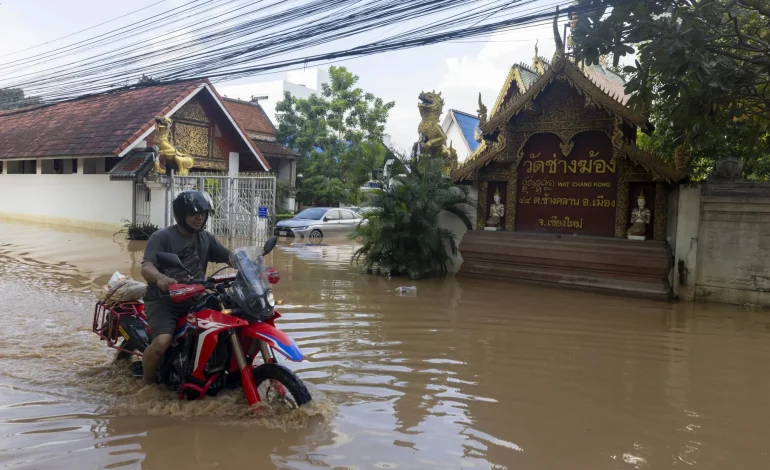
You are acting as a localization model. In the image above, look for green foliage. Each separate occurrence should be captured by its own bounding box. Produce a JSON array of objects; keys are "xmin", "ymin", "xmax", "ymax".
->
[
  {"xmin": 572, "ymin": 0, "xmax": 770, "ymax": 178},
  {"xmin": 276, "ymin": 66, "xmax": 395, "ymax": 206},
  {"xmin": 0, "ymin": 87, "xmax": 41, "ymax": 110},
  {"xmin": 276, "ymin": 179, "xmax": 293, "ymax": 208},
  {"xmin": 117, "ymin": 219, "xmax": 160, "ymax": 241},
  {"xmin": 351, "ymin": 156, "xmax": 473, "ymax": 279},
  {"xmin": 275, "ymin": 213, "xmax": 295, "ymax": 223},
  {"xmin": 638, "ymin": 107, "xmax": 770, "ymax": 180}
]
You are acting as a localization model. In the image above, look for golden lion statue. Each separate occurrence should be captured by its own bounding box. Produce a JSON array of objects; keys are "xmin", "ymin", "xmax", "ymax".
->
[
  {"xmin": 152, "ymin": 116, "xmax": 194, "ymax": 176},
  {"xmin": 417, "ymin": 90, "xmax": 457, "ymax": 176}
]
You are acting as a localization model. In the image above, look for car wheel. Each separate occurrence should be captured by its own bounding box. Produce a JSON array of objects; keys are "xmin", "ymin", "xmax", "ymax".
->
[{"xmin": 309, "ymin": 229, "xmax": 323, "ymax": 244}]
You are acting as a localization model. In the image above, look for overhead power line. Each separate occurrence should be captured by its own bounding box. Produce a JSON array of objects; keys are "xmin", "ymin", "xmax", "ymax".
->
[{"xmin": 0, "ymin": 0, "xmax": 625, "ymax": 106}]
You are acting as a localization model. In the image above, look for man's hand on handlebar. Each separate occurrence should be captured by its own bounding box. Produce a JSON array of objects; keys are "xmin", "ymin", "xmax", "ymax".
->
[{"xmin": 156, "ymin": 275, "xmax": 177, "ymax": 293}]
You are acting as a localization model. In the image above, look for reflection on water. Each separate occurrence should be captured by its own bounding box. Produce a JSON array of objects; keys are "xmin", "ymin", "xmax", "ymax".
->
[{"xmin": 1, "ymin": 219, "xmax": 770, "ymax": 469}]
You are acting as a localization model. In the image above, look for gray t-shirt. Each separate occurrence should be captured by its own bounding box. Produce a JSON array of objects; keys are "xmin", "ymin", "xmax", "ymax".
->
[{"xmin": 142, "ymin": 225, "xmax": 231, "ymax": 303}]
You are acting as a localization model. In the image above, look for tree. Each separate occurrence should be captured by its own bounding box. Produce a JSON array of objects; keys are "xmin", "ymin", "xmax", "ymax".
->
[
  {"xmin": 351, "ymin": 156, "xmax": 474, "ymax": 279},
  {"xmin": 0, "ymin": 87, "xmax": 41, "ymax": 110},
  {"xmin": 571, "ymin": 0, "xmax": 770, "ymax": 177},
  {"xmin": 638, "ymin": 105, "xmax": 770, "ymax": 180},
  {"xmin": 276, "ymin": 66, "xmax": 394, "ymax": 206}
]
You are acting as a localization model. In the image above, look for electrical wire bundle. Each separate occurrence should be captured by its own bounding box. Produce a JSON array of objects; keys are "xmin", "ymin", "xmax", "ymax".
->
[{"xmin": 0, "ymin": 0, "xmax": 627, "ymax": 107}]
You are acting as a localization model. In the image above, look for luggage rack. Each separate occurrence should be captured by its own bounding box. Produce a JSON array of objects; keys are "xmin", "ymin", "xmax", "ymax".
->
[{"xmin": 92, "ymin": 299, "xmax": 147, "ymax": 358}]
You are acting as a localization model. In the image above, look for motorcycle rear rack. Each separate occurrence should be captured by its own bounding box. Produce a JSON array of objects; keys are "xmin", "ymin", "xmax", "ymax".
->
[{"xmin": 93, "ymin": 300, "xmax": 147, "ymax": 358}]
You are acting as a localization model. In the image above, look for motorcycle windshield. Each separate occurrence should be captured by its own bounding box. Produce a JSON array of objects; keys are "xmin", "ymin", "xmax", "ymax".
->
[{"xmin": 228, "ymin": 247, "xmax": 269, "ymax": 315}]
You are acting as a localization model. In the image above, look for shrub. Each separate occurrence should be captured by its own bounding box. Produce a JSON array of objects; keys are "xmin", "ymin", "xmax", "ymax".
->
[
  {"xmin": 275, "ymin": 213, "xmax": 295, "ymax": 223},
  {"xmin": 351, "ymin": 157, "xmax": 473, "ymax": 279},
  {"xmin": 118, "ymin": 219, "xmax": 160, "ymax": 241}
]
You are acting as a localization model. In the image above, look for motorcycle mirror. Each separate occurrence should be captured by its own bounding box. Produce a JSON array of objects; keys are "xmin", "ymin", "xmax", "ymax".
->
[
  {"xmin": 262, "ymin": 236, "xmax": 278, "ymax": 257},
  {"xmin": 157, "ymin": 252, "xmax": 190, "ymax": 274}
]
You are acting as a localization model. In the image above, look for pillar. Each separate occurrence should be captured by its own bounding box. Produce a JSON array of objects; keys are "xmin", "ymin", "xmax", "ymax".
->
[
  {"xmin": 36, "ymin": 158, "xmax": 42, "ymax": 175},
  {"xmin": 77, "ymin": 158, "xmax": 85, "ymax": 175},
  {"xmin": 145, "ymin": 180, "xmax": 169, "ymax": 228},
  {"xmin": 672, "ymin": 184, "xmax": 702, "ymax": 300},
  {"xmin": 228, "ymin": 152, "xmax": 239, "ymax": 177}
]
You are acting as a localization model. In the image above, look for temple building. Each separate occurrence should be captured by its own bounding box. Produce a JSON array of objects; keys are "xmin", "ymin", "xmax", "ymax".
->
[
  {"xmin": 441, "ymin": 109, "xmax": 481, "ymax": 166},
  {"xmin": 451, "ymin": 21, "xmax": 686, "ymax": 300}
]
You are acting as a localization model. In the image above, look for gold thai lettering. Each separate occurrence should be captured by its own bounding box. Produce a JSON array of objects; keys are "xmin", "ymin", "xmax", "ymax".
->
[
  {"xmin": 545, "ymin": 157, "xmax": 558, "ymax": 174},
  {"xmin": 590, "ymin": 195, "xmax": 616, "ymax": 208},
  {"xmin": 521, "ymin": 178, "xmax": 554, "ymax": 194},
  {"xmin": 523, "ymin": 150, "xmax": 616, "ymax": 174},
  {"xmin": 559, "ymin": 159, "xmax": 577, "ymax": 173},
  {"xmin": 593, "ymin": 159, "xmax": 616, "ymax": 174},
  {"xmin": 539, "ymin": 216, "xmax": 584, "ymax": 229}
]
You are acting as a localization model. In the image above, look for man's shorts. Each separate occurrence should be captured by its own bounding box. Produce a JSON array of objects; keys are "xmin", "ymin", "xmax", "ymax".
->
[{"xmin": 145, "ymin": 301, "xmax": 188, "ymax": 338}]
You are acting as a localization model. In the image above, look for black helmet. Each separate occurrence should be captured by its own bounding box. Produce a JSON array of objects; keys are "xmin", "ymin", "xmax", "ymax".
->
[{"xmin": 173, "ymin": 190, "xmax": 214, "ymax": 233}]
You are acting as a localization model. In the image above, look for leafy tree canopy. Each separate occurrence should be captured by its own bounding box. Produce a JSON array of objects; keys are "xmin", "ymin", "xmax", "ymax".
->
[
  {"xmin": 276, "ymin": 66, "xmax": 395, "ymax": 206},
  {"xmin": 571, "ymin": 0, "xmax": 770, "ymax": 178}
]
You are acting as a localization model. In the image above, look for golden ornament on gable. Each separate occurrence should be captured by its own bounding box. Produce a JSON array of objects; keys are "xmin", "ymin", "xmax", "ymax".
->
[{"xmin": 175, "ymin": 100, "xmax": 208, "ymax": 123}]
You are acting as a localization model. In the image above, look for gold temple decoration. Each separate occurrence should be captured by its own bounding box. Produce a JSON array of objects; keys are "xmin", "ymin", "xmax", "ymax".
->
[
  {"xmin": 417, "ymin": 90, "xmax": 458, "ymax": 176},
  {"xmin": 153, "ymin": 116, "xmax": 195, "ymax": 176}
]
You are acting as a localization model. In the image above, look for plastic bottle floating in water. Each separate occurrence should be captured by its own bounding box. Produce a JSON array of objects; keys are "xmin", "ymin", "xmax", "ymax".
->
[{"xmin": 395, "ymin": 286, "xmax": 417, "ymax": 296}]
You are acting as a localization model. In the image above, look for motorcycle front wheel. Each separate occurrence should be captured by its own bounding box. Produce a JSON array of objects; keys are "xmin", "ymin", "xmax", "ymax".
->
[{"xmin": 251, "ymin": 363, "xmax": 312, "ymax": 409}]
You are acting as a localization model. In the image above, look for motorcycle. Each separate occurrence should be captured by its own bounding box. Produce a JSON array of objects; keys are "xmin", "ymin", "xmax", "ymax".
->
[{"xmin": 92, "ymin": 237, "xmax": 311, "ymax": 409}]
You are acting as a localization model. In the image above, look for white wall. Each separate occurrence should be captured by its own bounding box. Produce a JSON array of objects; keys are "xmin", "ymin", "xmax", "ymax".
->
[
  {"xmin": 441, "ymin": 114, "xmax": 472, "ymax": 165},
  {"xmin": 0, "ymin": 174, "xmax": 133, "ymax": 231},
  {"xmin": 673, "ymin": 182, "xmax": 770, "ymax": 306},
  {"xmin": 438, "ymin": 184, "xmax": 478, "ymax": 273}
]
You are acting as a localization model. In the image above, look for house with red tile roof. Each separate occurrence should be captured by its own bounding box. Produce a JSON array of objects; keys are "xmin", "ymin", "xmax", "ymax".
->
[
  {"xmin": 0, "ymin": 79, "xmax": 272, "ymax": 231},
  {"xmin": 222, "ymin": 97, "xmax": 299, "ymax": 212}
]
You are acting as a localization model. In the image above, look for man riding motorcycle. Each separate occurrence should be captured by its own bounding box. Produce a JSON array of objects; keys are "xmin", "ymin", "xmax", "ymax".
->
[{"xmin": 140, "ymin": 190, "xmax": 231, "ymax": 385}]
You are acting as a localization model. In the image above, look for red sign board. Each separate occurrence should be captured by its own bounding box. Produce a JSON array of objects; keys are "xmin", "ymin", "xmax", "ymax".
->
[{"xmin": 515, "ymin": 131, "xmax": 618, "ymax": 237}]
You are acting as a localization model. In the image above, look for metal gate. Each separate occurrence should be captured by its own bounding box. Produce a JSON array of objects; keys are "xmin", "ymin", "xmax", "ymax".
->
[
  {"xmin": 165, "ymin": 174, "xmax": 276, "ymax": 244},
  {"xmin": 133, "ymin": 182, "xmax": 151, "ymax": 225}
]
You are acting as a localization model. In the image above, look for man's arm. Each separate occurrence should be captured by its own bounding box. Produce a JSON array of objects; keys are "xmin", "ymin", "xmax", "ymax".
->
[
  {"xmin": 209, "ymin": 234, "xmax": 233, "ymax": 265},
  {"xmin": 141, "ymin": 231, "xmax": 176, "ymax": 292},
  {"xmin": 141, "ymin": 262, "xmax": 176, "ymax": 292}
]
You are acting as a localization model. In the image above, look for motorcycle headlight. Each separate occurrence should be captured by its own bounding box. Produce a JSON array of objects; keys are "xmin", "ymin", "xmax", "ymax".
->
[{"xmin": 266, "ymin": 291, "xmax": 275, "ymax": 307}]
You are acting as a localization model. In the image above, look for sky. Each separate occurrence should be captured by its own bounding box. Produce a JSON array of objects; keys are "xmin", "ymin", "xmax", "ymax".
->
[{"xmin": 0, "ymin": 0, "xmax": 563, "ymax": 151}]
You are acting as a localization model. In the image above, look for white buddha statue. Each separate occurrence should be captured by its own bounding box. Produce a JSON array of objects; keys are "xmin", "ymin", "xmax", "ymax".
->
[
  {"xmin": 627, "ymin": 191, "xmax": 651, "ymax": 240},
  {"xmin": 485, "ymin": 188, "xmax": 505, "ymax": 230}
]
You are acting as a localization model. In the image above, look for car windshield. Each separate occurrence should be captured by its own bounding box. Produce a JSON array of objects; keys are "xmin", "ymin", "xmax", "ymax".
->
[{"xmin": 295, "ymin": 208, "xmax": 327, "ymax": 220}]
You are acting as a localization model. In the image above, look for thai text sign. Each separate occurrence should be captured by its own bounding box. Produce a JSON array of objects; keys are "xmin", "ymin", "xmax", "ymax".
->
[{"xmin": 515, "ymin": 132, "xmax": 617, "ymax": 237}]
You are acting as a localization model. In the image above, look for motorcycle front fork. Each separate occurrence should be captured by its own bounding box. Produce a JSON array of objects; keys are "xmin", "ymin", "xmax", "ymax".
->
[{"xmin": 227, "ymin": 331, "xmax": 274, "ymax": 407}]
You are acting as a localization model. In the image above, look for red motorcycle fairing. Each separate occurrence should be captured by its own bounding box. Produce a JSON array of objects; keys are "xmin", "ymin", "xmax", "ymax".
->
[
  {"xmin": 241, "ymin": 312, "xmax": 305, "ymax": 363},
  {"xmin": 189, "ymin": 309, "xmax": 248, "ymax": 381}
]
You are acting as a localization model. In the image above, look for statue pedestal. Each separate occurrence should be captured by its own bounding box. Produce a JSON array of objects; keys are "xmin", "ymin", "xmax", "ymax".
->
[
  {"xmin": 484, "ymin": 227, "xmax": 503, "ymax": 232},
  {"xmin": 627, "ymin": 235, "xmax": 646, "ymax": 241}
]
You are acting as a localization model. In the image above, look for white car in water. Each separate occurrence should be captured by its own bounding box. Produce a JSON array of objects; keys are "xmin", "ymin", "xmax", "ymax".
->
[{"xmin": 274, "ymin": 207, "xmax": 363, "ymax": 243}]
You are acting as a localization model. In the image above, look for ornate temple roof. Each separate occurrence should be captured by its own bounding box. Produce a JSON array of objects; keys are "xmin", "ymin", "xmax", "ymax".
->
[{"xmin": 452, "ymin": 15, "xmax": 684, "ymax": 184}]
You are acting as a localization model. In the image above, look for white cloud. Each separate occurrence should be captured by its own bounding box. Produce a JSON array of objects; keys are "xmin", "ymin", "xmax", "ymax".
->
[{"xmin": 385, "ymin": 24, "xmax": 556, "ymax": 150}]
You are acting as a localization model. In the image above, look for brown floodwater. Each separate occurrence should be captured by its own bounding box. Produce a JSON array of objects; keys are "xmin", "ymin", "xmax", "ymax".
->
[{"xmin": 1, "ymin": 218, "xmax": 770, "ymax": 469}]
